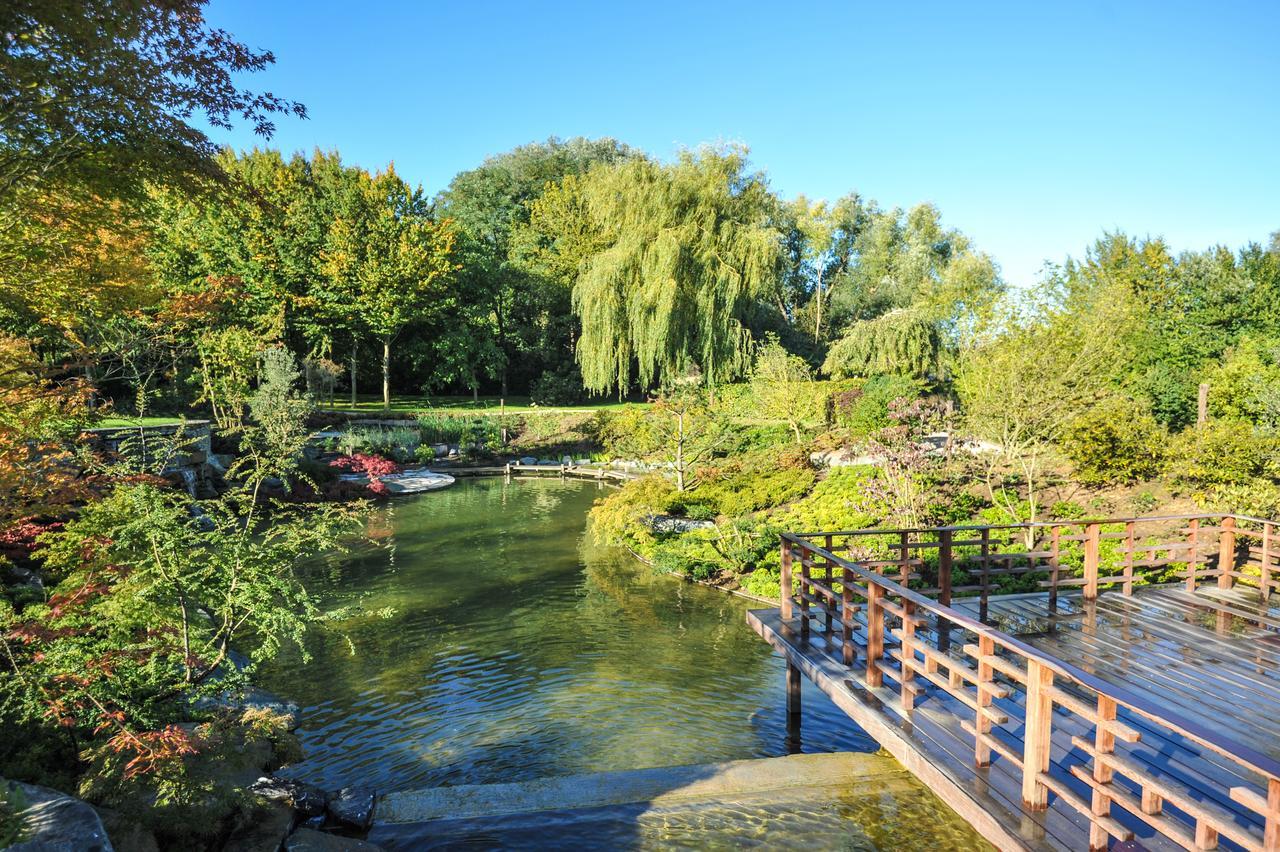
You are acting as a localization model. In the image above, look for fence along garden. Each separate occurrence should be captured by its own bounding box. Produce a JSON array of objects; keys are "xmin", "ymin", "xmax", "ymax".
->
[{"xmin": 751, "ymin": 513, "xmax": 1280, "ymax": 851}]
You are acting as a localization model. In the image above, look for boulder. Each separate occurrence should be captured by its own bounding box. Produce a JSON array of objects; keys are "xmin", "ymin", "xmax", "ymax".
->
[
  {"xmin": 247, "ymin": 777, "xmax": 327, "ymax": 817},
  {"xmin": 283, "ymin": 828, "xmax": 383, "ymax": 851},
  {"xmin": 647, "ymin": 515, "xmax": 716, "ymax": 534},
  {"xmin": 221, "ymin": 801, "xmax": 294, "ymax": 852},
  {"xmin": 325, "ymin": 787, "xmax": 375, "ymax": 832},
  {"xmin": 92, "ymin": 806, "xmax": 159, "ymax": 852},
  {"xmin": 518, "ymin": 456, "xmax": 537, "ymax": 465},
  {"xmin": 3, "ymin": 778, "xmax": 115, "ymax": 852}
]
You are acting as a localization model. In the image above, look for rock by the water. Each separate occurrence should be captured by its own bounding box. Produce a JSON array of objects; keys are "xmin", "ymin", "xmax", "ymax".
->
[
  {"xmin": 518, "ymin": 456, "xmax": 537, "ymax": 465},
  {"xmin": 647, "ymin": 514, "xmax": 717, "ymax": 534},
  {"xmin": 284, "ymin": 828, "xmax": 382, "ymax": 851},
  {"xmin": 326, "ymin": 787, "xmax": 375, "ymax": 832},
  {"xmin": 575, "ymin": 458, "xmax": 592, "ymax": 466},
  {"xmin": 3, "ymin": 779, "xmax": 114, "ymax": 852},
  {"xmin": 221, "ymin": 801, "xmax": 294, "ymax": 852},
  {"xmin": 248, "ymin": 777, "xmax": 327, "ymax": 817}
]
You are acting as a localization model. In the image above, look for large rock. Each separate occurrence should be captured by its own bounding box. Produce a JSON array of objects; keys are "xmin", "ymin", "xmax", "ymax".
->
[
  {"xmin": 247, "ymin": 777, "xmax": 326, "ymax": 818},
  {"xmin": 283, "ymin": 828, "xmax": 382, "ymax": 851},
  {"xmin": 325, "ymin": 787, "xmax": 375, "ymax": 832},
  {"xmin": 3, "ymin": 778, "xmax": 114, "ymax": 852},
  {"xmin": 220, "ymin": 801, "xmax": 294, "ymax": 852},
  {"xmin": 92, "ymin": 806, "xmax": 158, "ymax": 852}
]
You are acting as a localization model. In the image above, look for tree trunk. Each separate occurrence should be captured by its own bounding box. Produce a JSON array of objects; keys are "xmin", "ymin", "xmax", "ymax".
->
[
  {"xmin": 382, "ymin": 337, "xmax": 391, "ymax": 412},
  {"xmin": 674, "ymin": 411, "xmax": 686, "ymax": 492},
  {"xmin": 350, "ymin": 345, "xmax": 358, "ymax": 406}
]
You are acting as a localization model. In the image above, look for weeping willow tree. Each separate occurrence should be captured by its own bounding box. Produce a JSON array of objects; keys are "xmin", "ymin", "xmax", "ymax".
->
[
  {"xmin": 821, "ymin": 307, "xmax": 941, "ymax": 379},
  {"xmin": 567, "ymin": 147, "xmax": 781, "ymax": 394}
]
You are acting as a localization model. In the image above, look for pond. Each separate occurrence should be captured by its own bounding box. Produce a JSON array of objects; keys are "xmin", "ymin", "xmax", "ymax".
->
[{"xmin": 260, "ymin": 478, "xmax": 986, "ymax": 848}]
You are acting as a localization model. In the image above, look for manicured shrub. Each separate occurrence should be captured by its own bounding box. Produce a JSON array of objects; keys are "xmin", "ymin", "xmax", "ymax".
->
[
  {"xmin": 1060, "ymin": 397, "xmax": 1166, "ymax": 485},
  {"xmin": 1165, "ymin": 421, "xmax": 1280, "ymax": 487}
]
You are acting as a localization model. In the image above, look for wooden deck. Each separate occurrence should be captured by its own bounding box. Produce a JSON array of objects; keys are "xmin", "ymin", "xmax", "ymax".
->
[{"xmin": 749, "ymin": 516, "xmax": 1280, "ymax": 851}]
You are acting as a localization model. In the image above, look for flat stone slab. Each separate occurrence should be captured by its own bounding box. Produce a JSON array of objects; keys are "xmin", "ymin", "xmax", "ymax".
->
[
  {"xmin": 375, "ymin": 752, "xmax": 906, "ymax": 825},
  {"xmin": 335, "ymin": 469, "xmax": 455, "ymax": 494}
]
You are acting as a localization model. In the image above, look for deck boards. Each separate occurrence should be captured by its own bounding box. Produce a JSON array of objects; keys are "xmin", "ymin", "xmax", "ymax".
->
[{"xmin": 749, "ymin": 584, "xmax": 1280, "ymax": 851}]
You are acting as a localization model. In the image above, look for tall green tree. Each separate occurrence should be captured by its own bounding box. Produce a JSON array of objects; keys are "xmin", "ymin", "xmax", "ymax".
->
[
  {"xmin": 542, "ymin": 146, "xmax": 782, "ymax": 395},
  {"xmin": 434, "ymin": 137, "xmax": 631, "ymax": 395},
  {"xmin": 321, "ymin": 167, "xmax": 457, "ymax": 409}
]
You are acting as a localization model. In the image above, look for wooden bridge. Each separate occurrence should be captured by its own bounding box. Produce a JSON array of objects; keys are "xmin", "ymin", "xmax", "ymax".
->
[{"xmin": 748, "ymin": 514, "xmax": 1280, "ymax": 851}]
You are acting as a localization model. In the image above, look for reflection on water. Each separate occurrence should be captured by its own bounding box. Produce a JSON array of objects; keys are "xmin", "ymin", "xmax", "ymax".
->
[
  {"xmin": 371, "ymin": 784, "xmax": 990, "ymax": 851},
  {"xmin": 260, "ymin": 477, "xmax": 875, "ymax": 792}
]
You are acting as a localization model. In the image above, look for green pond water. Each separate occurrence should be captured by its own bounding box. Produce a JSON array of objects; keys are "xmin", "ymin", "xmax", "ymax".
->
[{"xmin": 260, "ymin": 478, "xmax": 987, "ymax": 848}]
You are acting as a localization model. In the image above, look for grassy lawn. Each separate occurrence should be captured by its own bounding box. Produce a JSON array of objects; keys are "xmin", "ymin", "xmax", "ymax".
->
[
  {"xmin": 93, "ymin": 415, "xmax": 192, "ymax": 427},
  {"xmin": 326, "ymin": 395, "xmax": 646, "ymax": 415}
]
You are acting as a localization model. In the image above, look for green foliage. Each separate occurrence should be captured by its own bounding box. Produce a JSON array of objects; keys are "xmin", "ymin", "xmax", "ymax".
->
[
  {"xmin": 240, "ymin": 347, "xmax": 314, "ymax": 483},
  {"xmin": 544, "ymin": 146, "xmax": 782, "ymax": 393},
  {"xmin": 0, "ymin": 0, "xmax": 302, "ymax": 206},
  {"xmin": 1061, "ymin": 396, "xmax": 1166, "ymax": 485},
  {"xmin": 0, "ymin": 476, "xmax": 360, "ymax": 805},
  {"xmin": 1203, "ymin": 337, "xmax": 1280, "ymax": 423},
  {"xmin": 1165, "ymin": 421, "xmax": 1279, "ymax": 487},
  {"xmin": 771, "ymin": 467, "xmax": 882, "ymax": 532},
  {"xmin": 687, "ymin": 457, "xmax": 816, "ymax": 517},
  {"xmin": 0, "ymin": 783, "xmax": 27, "ymax": 847},
  {"xmin": 822, "ymin": 308, "xmax": 941, "ymax": 380},
  {"xmin": 588, "ymin": 475, "xmax": 677, "ymax": 552},
  {"xmin": 833, "ymin": 374, "xmax": 925, "ymax": 438},
  {"xmin": 530, "ymin": 365, "xmax": 583, "ymax": 406},
  {"xmin": 750, "ymin": 335, "xmax": 821, "ymax": 443}
]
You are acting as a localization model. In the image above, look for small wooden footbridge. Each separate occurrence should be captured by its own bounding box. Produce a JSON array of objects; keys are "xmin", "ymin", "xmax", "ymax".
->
[{"xmin": 749, "ymin": 513, "xmax": 1280, "ymax": 851}]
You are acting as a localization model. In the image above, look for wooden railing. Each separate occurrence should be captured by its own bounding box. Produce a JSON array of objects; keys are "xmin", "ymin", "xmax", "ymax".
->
[{"xmin": 779, "ymin": 513, "xmax": 1280, "ymax": 852}]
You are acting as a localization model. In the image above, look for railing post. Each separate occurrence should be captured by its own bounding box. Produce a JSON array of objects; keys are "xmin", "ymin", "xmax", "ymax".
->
[
  {"xmin": 1186, "ymin": 518, "xmax": 1201, "ymax": 591},
  {"xmin": 1049, "ymin": 525, "xmax": 1062, "ymax": 611},
  {"xmin": 899, "ymin": 530, "xmax": 911, "ymax": 584},
  {"xmin": 865, "ymin": 581, "xmax": 884, "ymax": 689},
  {"xmin": 1264, "ymin": 522, "xmax": 1274, "ymax": 603},
  {"xmin": 800, "ymin": 544, "xmax": 811, "ymax": 646},
  {"xmin": 1090, "ymin": 695, "xmax": 1117, "ymax": 851},
  {"xmin": 824, "ymin": 534, "xmax": 835, "ymax": 638},
  {"xmin": 938, "ymin": 529, "xmax": 953, "ymax": 606},
  {"xmin": 1022, "ymin": 659, "xmax": 1054, "ymax": 810},
  {"xmin": 938, "ymin": 528, "xmax": 953, "ymax": 653},
  {"xmin": 1083, "ymin": 523, "xmax": 1101, "ymax": 600},
  {"xmin": 841, "ymin": 563, "xmax": 855, "ymax": 666},
  {"xmin": 1122, "ymin": 522, "xmax": 1136, "ymax": 597},
  {"xmin": 979, "ymin": 527, "xmax": 991, "ymax": 620},
  {"xmin": 900, "ymin": 599, "xmax": 917, "ymax": 711},
  {"xmin": 1264, "ymin": 777, "xmax": 1280, "ymax": 851},
  {"xmin": 974, "ymin": 634, "xmax": 995, "ymax": 767},
  {"xmin": 1218, "ymin": 516, "xmax": 1237, "ymax": 590},
  {"xmin": 780, "ymin": 538, "xmax": 793, "ymax": 620}
]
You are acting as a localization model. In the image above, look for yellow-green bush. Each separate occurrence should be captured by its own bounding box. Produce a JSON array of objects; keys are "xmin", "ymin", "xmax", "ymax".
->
[{"xmin": 1060, "ymin": 396, "xmax": 1166, "ymax": 485}]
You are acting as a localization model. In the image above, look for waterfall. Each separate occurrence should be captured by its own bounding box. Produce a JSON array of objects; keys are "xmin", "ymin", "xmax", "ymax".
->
[{"xmin": 178, "ymin": 467, "xmax": 198, "ymax": 498}]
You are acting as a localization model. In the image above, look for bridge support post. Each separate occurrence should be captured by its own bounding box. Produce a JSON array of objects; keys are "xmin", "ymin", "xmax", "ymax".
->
[{"xmin": 785, "ymin": 660, "xmax": 802, "ymax": 754}]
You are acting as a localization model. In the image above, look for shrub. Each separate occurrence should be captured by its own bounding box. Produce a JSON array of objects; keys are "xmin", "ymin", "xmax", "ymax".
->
[
  {"xmin": 833, "ymin": 374, "xmax": 925, "ymax": 438},
  {"xmin": 1165, "ymin": 421, "xmax": 1280, "ymax": 487},
  {"xmin": 771, "ymin": 467, "xmax": 882, "ymax": 532},
  {"xmin": 691, "ymin": 465, "xmax": 816, "ymax": 517},
  {"xmin": 530, "ymin": 365, "xmax": 582, "ymax": 406},
  {"xmin": 1060, "ymin": 397, "xmax": 1166, "ymax": 485}
]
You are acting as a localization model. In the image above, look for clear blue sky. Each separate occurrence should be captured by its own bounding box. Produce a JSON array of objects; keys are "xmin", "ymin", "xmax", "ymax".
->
[{"xmin": 201, "ymin": 0, "xmax": 1278, "ymax": 288}]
